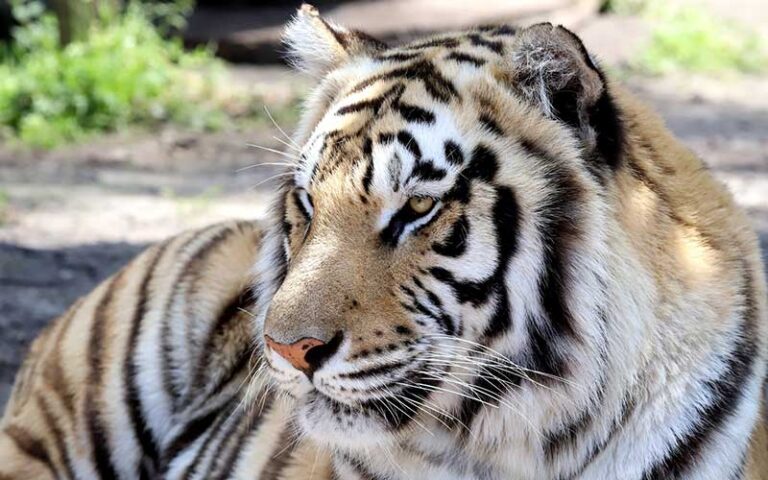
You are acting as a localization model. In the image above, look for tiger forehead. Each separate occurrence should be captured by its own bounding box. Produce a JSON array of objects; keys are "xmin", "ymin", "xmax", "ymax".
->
[{"xmin": 294, "ymin": 26, "xmax": 520, "ymax": 195}]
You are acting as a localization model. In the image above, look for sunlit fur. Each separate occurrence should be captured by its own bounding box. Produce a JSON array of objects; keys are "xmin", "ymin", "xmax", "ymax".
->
[{"xmin": 1, "ymin": 6, "xmax": 766, "ymax": 480}]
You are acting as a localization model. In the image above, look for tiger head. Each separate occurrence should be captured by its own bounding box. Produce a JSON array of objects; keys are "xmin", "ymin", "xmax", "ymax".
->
[{"xmin": 257, "ymin": 5, "xmax": 624, "ymax": 452}]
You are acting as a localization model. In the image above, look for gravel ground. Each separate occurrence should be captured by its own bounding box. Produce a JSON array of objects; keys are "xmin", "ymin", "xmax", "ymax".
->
[{"xmin": 1, "ymin": 49, "xmax": 767, "ymax": 409}]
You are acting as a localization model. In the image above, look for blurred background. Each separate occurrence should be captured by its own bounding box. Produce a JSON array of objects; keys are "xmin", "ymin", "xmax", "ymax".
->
[{"xmin": 0, "ymin": 0, "xmax": 766, "ymax": 407}]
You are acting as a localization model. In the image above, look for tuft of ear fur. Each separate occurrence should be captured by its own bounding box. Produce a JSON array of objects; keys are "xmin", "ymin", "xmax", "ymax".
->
[
  {"xmin": 509, "ymin": 23, "xmax": 623, "ymax": 167},
  {"xmin": 282, "ymin": 4, "xmax": 386, "ymax": 77}
]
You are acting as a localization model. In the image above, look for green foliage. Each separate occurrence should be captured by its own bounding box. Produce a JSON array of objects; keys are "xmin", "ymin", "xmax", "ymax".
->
[
  {"xmin": 0, "ymin": 1, "xmax": 229, "ymax": 148},
  {"xmin": 605, "ymin": 0, "xmax": 768, "ymax": 75},
  {"xmin": 636, "ymin": 3, "xmax": 768, "ymax": 75},
  {"xmin": 600, "ymin": 0, "xmax": 649, "ymax": 15},
  {"xmin": 0, "ymin": 189, "xmax": 9, "ymax": 225}
]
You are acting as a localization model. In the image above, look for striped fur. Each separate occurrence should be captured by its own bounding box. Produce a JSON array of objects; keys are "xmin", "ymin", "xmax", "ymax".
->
[
  {"xmin": 0, "ymin": 221, "xmax": 320, "ymax": 479},
  {"xmin": 2, "ymin": 5, "xmax": 767, "ymax": 480}
]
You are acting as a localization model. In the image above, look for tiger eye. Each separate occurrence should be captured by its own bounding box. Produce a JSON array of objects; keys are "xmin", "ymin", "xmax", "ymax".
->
[{"xmin": 408, "ymin": 196, "xmax": 435, "ymax": 214}]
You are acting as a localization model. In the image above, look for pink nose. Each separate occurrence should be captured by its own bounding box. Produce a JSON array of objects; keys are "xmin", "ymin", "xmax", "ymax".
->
[{"xmin": 264, "ymin": 335, "xmax": 326, "ymax": 372}]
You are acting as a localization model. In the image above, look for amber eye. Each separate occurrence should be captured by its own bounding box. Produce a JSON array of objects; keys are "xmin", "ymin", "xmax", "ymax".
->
[{"xmin": 408, "ymin": 196, "xmax": 435, "ymax": 215}]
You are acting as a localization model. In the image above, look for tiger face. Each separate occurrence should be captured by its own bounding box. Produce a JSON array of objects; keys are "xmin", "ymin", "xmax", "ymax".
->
[{"xmin": 258, "ymin": 5, "xmax": 622, "ymax": 452}]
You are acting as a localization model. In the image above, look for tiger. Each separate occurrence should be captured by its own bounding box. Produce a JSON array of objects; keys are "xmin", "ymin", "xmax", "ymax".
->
[{"xmin": 1, "ymin": 4, "xmax": 767, "ymax": 479}]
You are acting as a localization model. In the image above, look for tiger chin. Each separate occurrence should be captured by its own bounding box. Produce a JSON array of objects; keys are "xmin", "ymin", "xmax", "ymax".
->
[{"xmin": 2, "ymin": 4, "xmax": 767, "ymax": 480}]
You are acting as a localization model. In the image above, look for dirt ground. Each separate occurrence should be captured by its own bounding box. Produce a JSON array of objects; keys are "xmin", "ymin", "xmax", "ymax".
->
[{"xmin": 1, "ymin": 14, "xmax": 767, "ymax": 408}]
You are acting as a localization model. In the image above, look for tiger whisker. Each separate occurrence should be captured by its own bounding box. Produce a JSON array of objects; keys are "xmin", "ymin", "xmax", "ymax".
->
[
  {"xmin": 272, "ymin": 135, "xmax": 302, "ymax": 153},
  {"xmin": 246, "ymin": 142, "xmax": 301, "ymax": 161},
  {"xmin": 263, "ymin": 105, "xmax": 301, "ymax": 150},
  {"xmin": 416, "ymin": 368, "xmax": 545, "ymax": 441},
  {"xmin": 251, "ymin": 172, "xmax": 297, "ymax": 189},
  {"xmin": 236, "ymin": 162, "xmax": 296, "ymax": 173},
  {"xmin": 424, "ymin": 337, "xmax": 584, "ymax": 390},
  {"xmin": 395, "ymin": 380, "xmax": 499, "ymax": 410},
  {"xmin": 420, "ymin": 353, "xmax": 577, "ymax": 405}
]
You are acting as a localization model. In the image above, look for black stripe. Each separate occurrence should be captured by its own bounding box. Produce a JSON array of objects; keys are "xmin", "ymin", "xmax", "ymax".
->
[
  {"xmin": 534, "ymin": 165, "xmax": 584, "ymax": 347},
  {"xmin": 446, "ymin": 51, "xmax": 486, "ymax": 67},
  {"xmin": 404, "ymin": 37, "xmax": 461, "ymax": 50},
  {"xmin": 429, "ymin": 267, "xmax": 493, "ymax": 306},
  {"xmin": 378, "ymin": 132, "xmax": 395, "ymax": 145},
  {"xmin": 349, "ymin": 60, "xmax": 458, "ymax": 103},
  {"xmin": 480, "ymin": 24, "xmax": 517, "ymax": 36},
  {"xmin": 86, "ymin": 274, "xmax": 122, "ymax": 480},
  {"xmin": 190, "ymin": 288, "xmax": 254, "ymax": 395},
  {"xmin": 124, "ymin": 242, "xmax": 169, "ymax": 477},
  {"xmin": 338, "ymin": 361, "xmax": 409, "ymax": 380},
  {"xmin": 211, "ymin": 402, "xmax": 267, "ymax": 480},
  {"xmin": 444, "ymin": 140, "xmax": 464, "ymax": 166},
  {"xmin": 411, "ymin": 159, "xmax": 447, "ymax": 182},
  {"xmin": 37, "ymin": 396, "xmax": 77, "ymax": 480},
  {"xmin": 464, "ymin": 144, "xmax": 498, "ymax": 182},
  {"xmin": 4, "ymin": 425, "xmax": 57, "ymax": 477},
  {"xmin": 397, "ymin": 130, "xmax": 422, "ymax": 160},
  {"xmin": 336, "ymin": 83, "xmax": 405, "ymax": 116},
  {"xmin": 362, "ymin": 136, "xmax": 375, "ymax": 194},
  {"xmin": 259, "ymin": 421, "xmax": 297, "ymax": 480},
  {"xmin": 557, "ymin": 393, "xmax": 638, "ymax": 480},
  {"xmin": 376, "ymin": 51, "xmax": 421, "ymax": 62},
  {"xmin": 184, "ymin": 401, "xmax": 244, "ymax": 480},
  {"xmin": 433, "ymin": 214, "xmax": 469, "ymax": 257},
  {"xmin": 162, "ymin": 406, "xmax": 223, "ymax": 468},
  {"xmin": 160, "ymin": 225, "xmax": 240, "ymax": 412},
  {"xmin": 468, "ymin": 34, "xmax": 503, "ymax": 54},
  {"xmin": 339, "ymin": 453, "xmax": 389, "ymax": 480},
  {"xmin": 640, "ymin": 264, "xmax": 758, "ymax": 479},
  {"xmin": 361, "ymin": 369, "xmax": 442, "ymax": 430},
  {"xmin": 478, "ymin": 113, "xmax": 504, "ymax": 136},
  {"xmin": 292, "ymin": 190, "xmax": 311, "ymax": 221},
  {"xmin": 42, "ymin": 301, "xmax": 82, "ymax": 416},
  {"xmin": 444, "ymin": 186, "xmax": 521, "ymax": 432},
  {"xmin": 396, "ymin": 103, "xmax": 436, "ymax": 124},
  {"xmin": 178, "ymin": 411, "xmax": 232, "ymax": 480}
]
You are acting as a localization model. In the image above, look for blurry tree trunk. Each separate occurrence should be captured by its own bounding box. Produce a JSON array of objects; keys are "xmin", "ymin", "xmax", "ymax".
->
[{"xmin": 49, "ymin": 0, "xmax": 120, "ymax": 46}]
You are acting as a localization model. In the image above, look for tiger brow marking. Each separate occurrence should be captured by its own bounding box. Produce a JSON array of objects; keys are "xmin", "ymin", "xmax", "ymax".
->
[
  {"xmin": 396, "ymin": 130, "xmax": 422, "ymax": 160},
  {"xmin": 349, "ymin": 60, "xmax": 458, "ymax": 103},
  {"xmin": 396, "ymin": 102, "xmax": 436, "ymax": 124},
  {"xmin": 336, "ymin": 82, "xmax": 405, "ymax": 116},
  {"xmin": 411, "ymin": 159, "xmax": 448, "ymax": 182},
  {"xmin": 444, "ymin": 140, "xmax": 464, "ymax": 166}
]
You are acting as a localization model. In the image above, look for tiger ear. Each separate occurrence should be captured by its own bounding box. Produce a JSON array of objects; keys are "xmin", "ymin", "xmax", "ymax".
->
[
  {"xmin": 282, "ymin": 4, "xmax": 387, "ymax": 77},
  {"xmin": 509, "ymin": 23, "xmax": 623, "ymax": 166}
]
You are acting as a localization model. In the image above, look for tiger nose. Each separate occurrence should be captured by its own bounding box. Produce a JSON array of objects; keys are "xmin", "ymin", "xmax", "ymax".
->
[{"xmin": 264, "ymin": 334, "xmax": 341, "ymax": 375}]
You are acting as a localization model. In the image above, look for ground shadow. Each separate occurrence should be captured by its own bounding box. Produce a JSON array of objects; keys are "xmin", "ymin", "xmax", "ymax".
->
[{"xmin": 0, "ymin": 241, "xmax": 146, "ymax": 409}]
